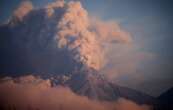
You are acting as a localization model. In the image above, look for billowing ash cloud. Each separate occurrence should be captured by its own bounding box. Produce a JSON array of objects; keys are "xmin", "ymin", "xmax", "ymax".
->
[
  {"xmin": 13, "ymin": 1, "xmax": 33, "ymax": 21},
  {"xmin": 1, "ymin": 0, "xmax": 131, "ymax": 74},
  {"xmin": 0, "ymin": 75, "xmax": 151, "ymax": 110},
  {"xmin": 49, "ymin": 1, "xmax": 131, "ymax": 70}
]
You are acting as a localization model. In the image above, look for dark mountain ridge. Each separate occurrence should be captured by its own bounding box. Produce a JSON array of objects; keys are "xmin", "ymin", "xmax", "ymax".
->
[
  {"xmin": 39, "ymin": 69, "xmax": 156, "ymax": 105},
  {"xmin": 154, "ymin": 88, "xmax": 173, "ymax": 110}
]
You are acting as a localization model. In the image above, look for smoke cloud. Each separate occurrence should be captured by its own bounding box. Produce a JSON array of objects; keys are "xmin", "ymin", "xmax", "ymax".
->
[
  {"xmin": 0, "ymin": 0, "xmax": 131, "ymax": 75},
  {"xmin": 51, "ymin": 1, "xmax": 131, "ymax": 70},
  {"xmin": 0, "ymin": 75, "xmax": 151, "ymax": 110},
  {"xmin": 13, "ymin": 1, "xmax": 33, "ymax": 21}
]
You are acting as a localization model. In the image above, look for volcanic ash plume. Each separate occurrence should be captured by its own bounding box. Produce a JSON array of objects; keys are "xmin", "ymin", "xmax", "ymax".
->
[
  {"xmin": 13, "ymin": 1, "xmax": 33, "ymax": 21},
  {"xmin": 53, "ymin": 1, "xmax": 131, "ymax": 70},
  {"xmin": 54, "ymin": 1, "xmax": 104, "ymax": 70},
  {"xmin": 7, "ymin": 0, "xmax": 131, "ymax": 72}
]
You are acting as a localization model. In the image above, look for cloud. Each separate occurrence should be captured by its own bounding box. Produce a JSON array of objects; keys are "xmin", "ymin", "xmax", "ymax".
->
[
  {"xmin": 0, "ymin": 0, "xmax": 131, "ymax": 75},
  {"xmin": 115, "ymin": 98, "xmax": 151, "ymax": 110},
  {"xmin": 0, "ymin": 75, "xmax": 151, "ymax": 110},
  {"xmin": 13, "ymin": 0, "xmax": 33, "ymax": 21},
  {"xmin": 90, "ymin": 18, "xmax": 132, "ymax": 44},
  {"xmin": 101, "ymin": 44, "xmax": 156, "ymax": 80},
  {"xmin": 52, "ymin": 1, "xmax": 131, "ymax": 70}
]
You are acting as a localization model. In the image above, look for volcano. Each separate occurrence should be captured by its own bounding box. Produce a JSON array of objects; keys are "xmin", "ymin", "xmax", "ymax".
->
[
  {"xmin": 38, "ymin": 68, "xmax": 156, "ymax": 105},
  {"xmin": 0, "ymin": 1, "xmax": 163, "ymax": 109}
]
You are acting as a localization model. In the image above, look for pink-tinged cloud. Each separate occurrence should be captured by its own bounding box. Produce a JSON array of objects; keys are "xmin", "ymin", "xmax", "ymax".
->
[
  {"xmin": 13, "ymin": 1, "xmax": 33, "ymax": 21},
  {"xmin": 0, "ymin": 75, "xmax": 151, "ymax": 110},
  {"xmin": 9, "ymin": 0, "xmax": 131, "ymax": 71}
]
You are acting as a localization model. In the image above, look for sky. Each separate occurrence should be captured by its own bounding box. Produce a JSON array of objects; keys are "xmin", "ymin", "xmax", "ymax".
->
[{"xmin": 0, "ymin": 0, "xmax": 173, "ymax": 96}]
